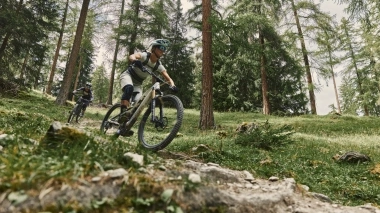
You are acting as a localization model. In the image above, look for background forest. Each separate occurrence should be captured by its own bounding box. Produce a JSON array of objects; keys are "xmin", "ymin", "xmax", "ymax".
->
[{"xmin": 1, "ymin": 0, "xmax": 380, "ymax": 118}]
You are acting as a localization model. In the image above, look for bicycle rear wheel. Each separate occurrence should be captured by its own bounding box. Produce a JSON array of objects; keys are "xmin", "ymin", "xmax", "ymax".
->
[
  {"xmin": 67, "ymin": 105, "xmax": 79, "ymax": 123},
  {"xmin": 138, "ymin": 95, "xmax": 184, "ymax": 151},
  {"xmin": 100, "ymin": 103, "xmax": 121, "ymax": 135}
]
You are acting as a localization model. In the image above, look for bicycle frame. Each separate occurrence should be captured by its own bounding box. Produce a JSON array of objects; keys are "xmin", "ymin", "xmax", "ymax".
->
[{"xmin": 125, "ymin": 81, "xmax": 161, "ymax": 128}]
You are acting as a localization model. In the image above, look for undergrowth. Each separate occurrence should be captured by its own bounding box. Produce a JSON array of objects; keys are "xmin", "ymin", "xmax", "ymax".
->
[{"xmin": 1, "ymin": 90, "xmax": 380, "ymax": 211}]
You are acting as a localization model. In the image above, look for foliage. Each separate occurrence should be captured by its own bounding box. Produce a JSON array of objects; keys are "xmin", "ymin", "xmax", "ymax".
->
[
  {"xmin": 91, "ymin": 64, "xmax": 110, "ymax": 103},
  {"xmin": 0, "ymin": 0, "xmax": 59, "ymax": 83},
  {"xmin": 235, "ymin": 120, "xmax": 294, "ymax": 150},
  {"xmin": 2, "ymin": 92, "xmax": 380, "ymax": 210},
  {"xmin": 208, "ymin": 1, "xmax": 308, "ymax": 113},
  {"xmin": 163, "ymin": 0, "xmax": 196, "ymax": 108}
]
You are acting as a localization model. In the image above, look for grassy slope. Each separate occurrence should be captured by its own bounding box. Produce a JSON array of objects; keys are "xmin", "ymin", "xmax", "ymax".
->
[{"xmin": 1, "ymin": 91, "xmax": 380, "ymax": 208}]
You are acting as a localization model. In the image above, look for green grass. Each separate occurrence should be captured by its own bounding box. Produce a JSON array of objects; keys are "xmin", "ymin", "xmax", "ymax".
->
[{"xmin": 1, "ymin": 90, "xmax": 380, "ymax": 210}]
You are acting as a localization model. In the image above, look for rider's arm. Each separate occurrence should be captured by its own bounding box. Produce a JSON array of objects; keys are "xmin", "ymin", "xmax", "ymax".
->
[
  {"xmin": 161, "ymin": 70, "xmax": 175, "ymax": 87},
  {"xmin": 129, "ymin": 52, "xmax": 142, "ymax": 62},
  {"xmin": 72, "ymin": 87, "xmax": 82, "ymax": 94}
]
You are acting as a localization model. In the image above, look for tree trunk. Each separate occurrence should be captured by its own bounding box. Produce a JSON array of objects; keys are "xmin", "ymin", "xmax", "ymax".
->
[
  {"xmin": 199, "ymin": 0, "xmax": 214, "ymax": 129},
  {"xmin": 327, "ymin": 46, "xmax": 341, "ymax": 114},
  {"xmin": 343, "ymin": 25, "xmax": 369, "ymax": 116},
  {"xmin": 128, "ymin": 0, "xmax": 141, "ymax": 56},
  {"xmin": 258, "ymin": 0, "xmax": 270, "ymax": 115},
  {"xmin": 55, "ymin": 0, "xmax": 90, "ymax": 105},
  {"xmin": 291, "ymin": 0, "xmax": 317, "ymax": 115},
  {"xmin": 46, "ymin": 0, "xmax": 69, "ymax": 95},
  {"xmin": 72, "ymin": 55, "xmax": 82, "ymax": 101},
  {"xmin": 34, "ymin": 64, "xmax": 42, "ymax": 89},
  {"xmin": 20, "ymin": 51, "xmax": 29, "ymax": 80},
  {"xmin": 107, "ymin": 0, "xmax": 125, "ymax": 105},
  {"xmin": 260, "ymin": 33, "xmax": 270, "ymax": 115}
]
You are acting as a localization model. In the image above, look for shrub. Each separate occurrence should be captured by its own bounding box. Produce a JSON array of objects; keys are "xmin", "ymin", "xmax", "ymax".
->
[{"xmin": 235, "ymin": 120, "xmax": 294, "ymax": 150}]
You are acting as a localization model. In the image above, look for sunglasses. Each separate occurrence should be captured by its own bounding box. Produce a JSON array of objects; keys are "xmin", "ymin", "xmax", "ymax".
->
[{"xmin": 157, "ymin": 46, "xmax": 166, "ymax": 52}]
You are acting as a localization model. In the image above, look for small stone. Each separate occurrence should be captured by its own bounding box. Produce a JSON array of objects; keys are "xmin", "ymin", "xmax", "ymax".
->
[
  {"xmin": 158, "ymin": 165, "xmax": 167, "ymax": 171},
  {"xmin": 107, "ymin": 168, "xmax": 128, "ymax": 178},
  {"xmin": 243, "ymin": 170, "xmax": 255, "ymax": 181},
  {"xmin": 268, "ymin": 176, "xmax": 279, "ymax": 182},
  {"xmin": 192, "ymin": 144, "xmax": 210, "ymax": 153},
  {"xmin": 124, "ymin": 152, "xmax": 144, "ymax": 166},
  {"xmin": 207, "ymin": 162, "xmax": 220, "ymax": 167},
  {"xmin": 188, "ymin": 173, "xmax": 201, "ymax": 183},
  {"xmin": 312, "ymin": 193, "xmax": 332, "ymax": 203},
  {"xmin": 91, "ymin": 176, "xmax": 102, "ymax": 182}
]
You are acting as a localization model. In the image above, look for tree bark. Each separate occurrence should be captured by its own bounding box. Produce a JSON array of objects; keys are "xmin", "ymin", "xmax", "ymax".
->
[
  {"xmin": 128, "ymin": 0, "xmax": 141, "ymax": 56},
  {"xmin": 259, "ymin": 32, "xmax": 270, "ymax": 115},
  {"xmin": 199, "ymin": 0, "xmax": 214, "ymax": 129},
  {"xmin": 342, "ymin": 23, "xmax": 369, "ymax": 115},
  {"xmin": 46, "ymin": 0, "xmax": 69, "ymax": 95},
  {"xmin": 291, "ymin": 0, "xmax": 317, "ymax": 114},
  {"xmin": 55, "ymin": 0, "xmax": 90, "ymax": 105},
  {"xmin": 327, "ymin": 44, "xmax": 341, "ymax": 114},
  {"xmin": 72, "ymin": 55, "xmax": 82, "ymax": 101},
  {"xmin": 258, "ymin": 0, "xmax": 270, "ymax": 115},
  {"xmin": 107, "ymin": 0, "xmax": 125, "ymax": 105}
]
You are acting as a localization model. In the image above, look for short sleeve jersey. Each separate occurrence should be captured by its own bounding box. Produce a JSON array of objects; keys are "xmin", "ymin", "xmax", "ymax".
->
[{"xmin": 130, "ymin": 52, "xmax": 165, "ymax": 81}]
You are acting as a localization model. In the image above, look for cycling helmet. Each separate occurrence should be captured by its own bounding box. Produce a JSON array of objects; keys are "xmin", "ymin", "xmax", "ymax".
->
[
  {"xmin": 85, "ymin": 83, "xmax": 92, "ymax": 87},
  {"xmin": 149, "ymin": 39, "xmax": 170, "ymax": 52}
]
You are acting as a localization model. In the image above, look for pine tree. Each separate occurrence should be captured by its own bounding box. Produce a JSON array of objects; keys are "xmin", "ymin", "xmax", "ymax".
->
[{"xmin": 92, "ymin": 64, "xmax": 110, "ymax": 103}]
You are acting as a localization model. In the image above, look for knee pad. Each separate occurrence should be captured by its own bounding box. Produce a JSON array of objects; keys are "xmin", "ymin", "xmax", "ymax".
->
[{"xmin": 122, "ymin": 85, "xmax": 134, "ymax": 101}]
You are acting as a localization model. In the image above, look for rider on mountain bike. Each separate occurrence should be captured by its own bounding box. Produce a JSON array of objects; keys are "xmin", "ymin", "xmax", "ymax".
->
[
  {"xmin": 119, "ymin": 39, "xmax": 178, "ymax": 126},
  {"xmin": 73, "ymin": 83, "xmax": 93, "ymax": 116}
]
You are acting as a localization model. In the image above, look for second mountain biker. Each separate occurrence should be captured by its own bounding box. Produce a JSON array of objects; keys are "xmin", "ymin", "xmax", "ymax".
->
[{"xmin": 73, "ymin": 83, "xmax": 93, "ymax": 116}]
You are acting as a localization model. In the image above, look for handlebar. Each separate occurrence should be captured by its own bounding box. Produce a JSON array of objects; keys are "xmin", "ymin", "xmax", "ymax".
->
[
  {"xmin": 72, "ymin": 92, "xmax": 93, "ymax": 102},
  {"xmin": 141, "ymin": 66, "xmax": 166, "ymax": 83},
  {"xmin": 133, "ymin": 61, "xmax": 178, "ymax": 93}
]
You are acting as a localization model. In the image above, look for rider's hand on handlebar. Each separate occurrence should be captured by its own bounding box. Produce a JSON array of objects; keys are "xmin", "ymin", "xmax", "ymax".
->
[
  {"xmin": 133, "ymin": 60, "xmax": 143, "ymax": 69},
  {"xmin": 170, "ymin": 86, "xmax": 179, "ymax": 93}
]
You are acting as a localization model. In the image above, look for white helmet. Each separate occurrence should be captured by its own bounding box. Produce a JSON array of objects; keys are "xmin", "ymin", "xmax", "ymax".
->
[{"xmin": 149, "ymin": 39, "xmax": 170, "ymax": 52}]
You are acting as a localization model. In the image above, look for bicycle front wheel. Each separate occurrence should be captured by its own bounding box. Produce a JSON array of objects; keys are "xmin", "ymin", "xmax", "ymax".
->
[
  {"xmin": 100, "ymin": 103, "xmax": 121, "ymax": 135},
  {"xmin": 138, "ymin": 95, "xmax": 184, "ymax": 151},
  {"xmin": 75, "ymin": 105, "xmax": 83, "ymax": 123},
  {"xmin": 67, "ymin": 105, "xmax": 78, "ymax": 123}
]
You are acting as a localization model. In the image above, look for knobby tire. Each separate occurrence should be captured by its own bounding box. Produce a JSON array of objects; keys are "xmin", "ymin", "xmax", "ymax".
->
[
  {"xmin": 138, "ymin": 94, "xmax": 184, "ymax": 151},
  {"xmin": 100, "ymin": 103, "xmax": 121, "ymax": 136},
  {"xmin": 67, "ymin": 105, "xmax": 78, "ymax": 123}
]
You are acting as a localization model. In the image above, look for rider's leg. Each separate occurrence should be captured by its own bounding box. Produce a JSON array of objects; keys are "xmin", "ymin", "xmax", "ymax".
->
[
  {"xmin": 120, "ymin": 72, "xmax": 133, "ymax": 103},
  {"xmin": 120, "ymin": 71, "xmax": 134, "ymax": 115},
  {"xmin": 121, "ymin": 85, "xmax": 133, "ymax": 115},
  {"xmin": 118, "ymin": 71, "xmax": 136, "ymax": 136},
  {"xmin": 81, "ymin": 103, "xmax": 88, "ymax": 116}
]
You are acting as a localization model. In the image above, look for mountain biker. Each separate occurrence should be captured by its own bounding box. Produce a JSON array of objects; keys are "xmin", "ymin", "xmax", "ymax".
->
[
  {"xmin": 118, "ymin": 39, "xmax": 178, "ymax": 135},
  {"xmin": 72, "ymin": 83, "xmax": 93, "ymax": 116}
]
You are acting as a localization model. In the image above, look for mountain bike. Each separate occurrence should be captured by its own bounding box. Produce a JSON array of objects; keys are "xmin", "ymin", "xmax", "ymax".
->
[
  {"xmin": 100, "ymin": 67, "xmax": 184, "ymax": 151},
  {"xmin": 67, "ymin": 94, "xmax": 91, "ymax": 123}
]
